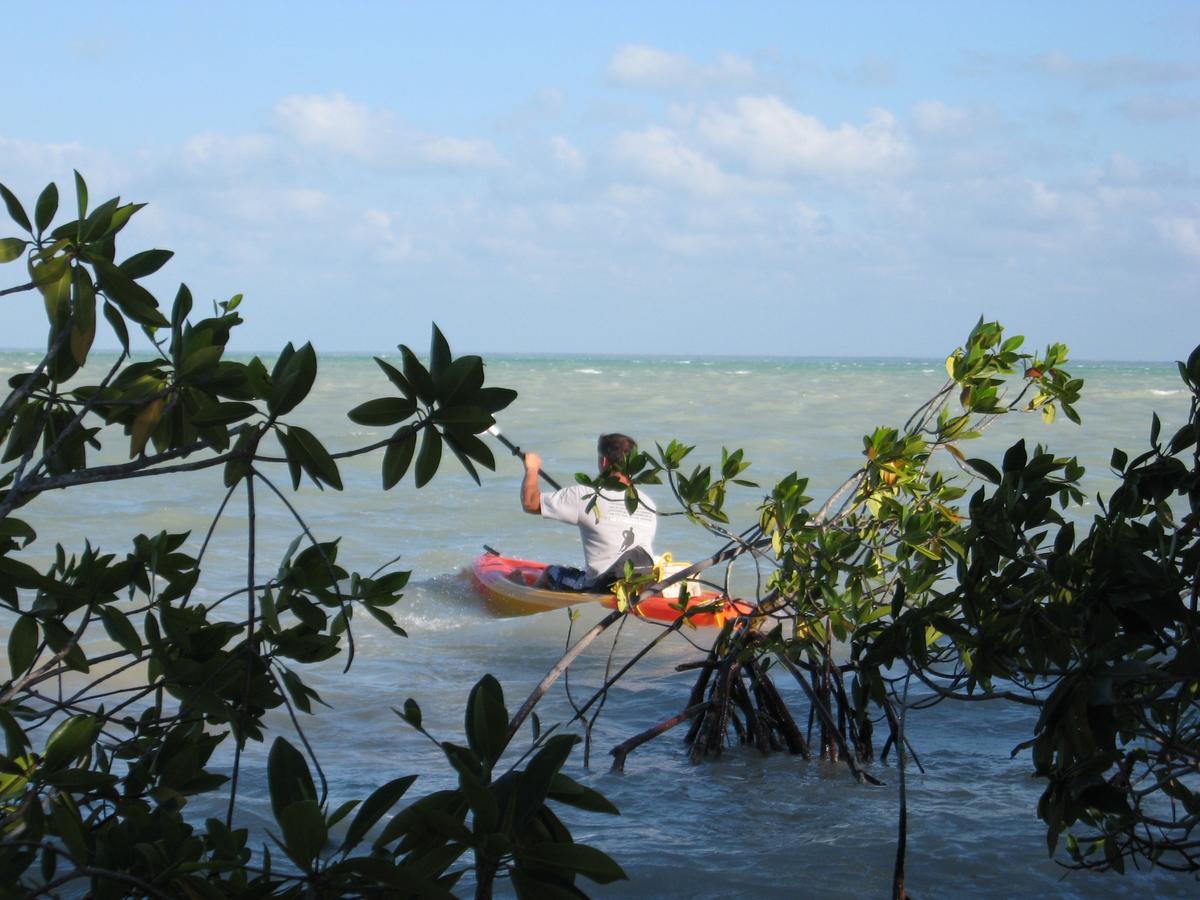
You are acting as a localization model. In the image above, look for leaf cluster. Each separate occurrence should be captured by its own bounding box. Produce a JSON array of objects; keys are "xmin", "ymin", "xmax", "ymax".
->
[{"xmin": 0, "ymin": 175, "xmax": 610, "ymax": 897}]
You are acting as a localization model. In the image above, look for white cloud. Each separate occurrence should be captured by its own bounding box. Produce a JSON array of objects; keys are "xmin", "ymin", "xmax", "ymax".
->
[
  {"xmin": 605, "ymin": 183, "xmax": 660, "ymax": 206},
  {"xmin": 1027, "ymin": 179, "xmax": 1063, "ymax": 218},
  {"xmin": 696, "ymin": 96, "xmax": 909, "ymax": 178},
  {"xmin": 852, "ymin": 57, "xmax": 896, "ymax": 87},
  {"xmin": 272, "ymin": 92, "xmax": 503, "ymax": 170},
  {"xmin": 550, "ymin": 136, "xmax": 585, "ymax": 171},
  {"xmin": 183, "ymin": 133, "xmax": 275, "ymax": 170},
  {"xmin": 0, "ymin": 137, "xmax": 90, "ymax": 181},
  {"xmin": 612, "ymin": 126, "xmax": 729, "ymax": 196},
  {"xmin": 1035, "ymin": 51, "xmax": 1200, "ymax": 90},
  {"xmin": 912, "ymin": 100, "xmax": 972, "ymax": 138},
  {"xmin": 795, "ymin": 200, "xmax": 832, "ymax": 235},
  {"xmin": 284, "ymin": 188, "xmax": 331, "ymax": 218},
  {"xmin": 608, "ymin": 44, "xmax": 755, "ymax": 90},
  {"xmin": 361, "ymin": 209, "xmax": 414, "ymax": 262},
  {"xmin": 1156, "ymin": 216, "xmax": 1200, "ymax": 259},
  {"xmin": 1116, "ymin": 94, "xmax": 1200, "ymax": 122},
  {"xmin": 419, "ymin": 136, "xmax": 503, "ymax": 168},
  {"xmin": 274, "ymin": 92, "xmax": 380, "ymax": 158}
]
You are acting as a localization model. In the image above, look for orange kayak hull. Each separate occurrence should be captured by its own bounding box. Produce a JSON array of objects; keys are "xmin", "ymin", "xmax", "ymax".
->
[{"xmin": 470, "ymin": 553, "xmax": 752, "ymax": 627}]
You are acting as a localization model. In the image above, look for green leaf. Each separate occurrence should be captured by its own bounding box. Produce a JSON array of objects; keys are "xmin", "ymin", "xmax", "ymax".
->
[
  {"xmin": 31, "ymin": 256, "xmax": 71, "ymax": 328},
  {"xmin": 170, "ymin": 284, "xmax": 193, "ymax": 352},
  {"xmin": 1002, "ymin": 439, "xmax": 1027, "ymax": 474},
  {"xmin": 465, "ymin": 674, "xmax": 508, "ymax": 768},
  {"xmin": 435, "ymin": 355, "xmax": 484, "ymax": 406},
  {"xmin": 102, "ymin": 300, "xmax": 130, "ymax": 352},
  {"xmin": 277, "ymin": 799, "xmax": 327, "ymax": 873},
  {"xmin": 340, "ymin": 774, "xmax": 419, "ymax": 852},
  {"xmin": 7, "ymin": 614, "xmax": 39, "ymax": 676},
  {"xmin": 383, "ymin": 429, "xmax": 417, "ymax": 489},
  {"xmin": 79, "ymin": 198, "xmax": 118, "ymax": 242},
  {"xmin": 965, "ymin": 458, "xmax": 1001, "ymax": 484},
  {"xmin": 400, "ymin": 345, "xmax": 434, "ymax": 404},
  {"xmin": 73, "ymin": 171, "xmax": 88, "ymax": 225},
  {"xmin": 399, "ymin": 697, "xmax": 422, "ymax": 729},
  {"xmin": 99, "ymin": 201, "xmax": 143, "ymax": 238},
  {"xmin": 97, "ymin": 606, "xmax": 142, "ymax": 656},
  {"xmin": 0, "ymin": 182, "xmax": 32, "ymax": 232},
  {"xmin": 49, "ymin": 795, "xmax": 90, "ymax": 860},
  {"xmin": 515, "ymin": 735, "xmax": 579, "ymax": 825},
  {"xmin": 444, "ymin": 434, "xmax": 480, "ymax": 485},
  {"xmin": 444, "ymin": 430, "xmax": 495, "ymax": 471},
  {"xmin": 120, "ymin": 248, "xmax": 174, "ymax": 280},
  {"xmin": 267, "ymin": 737, "xmax": 317, "ymax": 822},
  {"xmin": 277, "ymin": 428, "xmax": 304, "ymax": 489},
  {"xmin": 92, "ymin": 256, "xmax": 169, "ymax": 327},
  {"xmin": 477, "ymin": 386, "xmax": 518, "ymax": 414},
  {"xmin": 290, "ymin": 425, "xmax": 343, "ymax": 490},
  {"xmin": 190, "ymin": 401, "xmax": 257, "ymax": 427},
  {"xmin": 0, "ymin": 237, "xmax": 27, "ymax": 263},
  {"xmin": 269, "ymin": 342, "xmax": 317, "ymax": 416},
  {"xmin": 430, "ymin": 404, "xmax": 489, "ymax": 426},
  {"xmin": 414, "ymin": 426, "xmax": 442, "ymax": 488},
  {"xmin": 890, "ymin": 579, "xmax": 906, "ymax": 619},
  {"xmin": 0, "ymin": 707, "xmax": 30, "ymax": 756},
  {"xmin": 70, "ymin": 266, "xmax": 96, "ymax": 365},
  {"xmin": 546, "ymin": 772, "xmax": 619, "ymax": 815},
  {"xmin": 1187, "ymin": 343, "xmax": 1200, "ymax": 385},
  {"xmin": 34, "ymin": 183, "xmax": 59, "ymax": 234},
  {"xmin": 519, "ymin": 842, "xmax": 628, "ymax": 885},
  {"xmin": 429, "ymin": 323, "xmax": 451, "ymax": 381},
  {"xmin": 373, "ymin": 356, "xmax": 414, "ymax": 399},
  {"xmin": 441, "ymin": 744, "xmax": 497, "ymax": 829},
  {"xmin": 224, "ymin": 425, "xmax": 257, "ymax": 488},
  {"xmin": 0, "ymin": 516, "xmax": 36, "ymax": 547},
  {"xmin": 348, "ymin": 397, "xmax": 418, "ymax": 427},
  {"xmin": 178, "ymin": 345, "xmax": 223, "ymax": 379},
  {"xmin": 42, "ymin": 715, "xmax": 99, "ymax": 772}
]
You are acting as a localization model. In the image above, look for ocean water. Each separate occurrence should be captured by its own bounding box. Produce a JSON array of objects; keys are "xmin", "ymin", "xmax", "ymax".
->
[{"xmin": 1, "ymin": 350, "xmax": 1196, "ymax": 898}]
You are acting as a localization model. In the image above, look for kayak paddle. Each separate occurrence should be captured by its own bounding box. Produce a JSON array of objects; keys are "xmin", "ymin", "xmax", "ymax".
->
[{"xmin": 487, "ymin": 424, "xmax": 563, "ymax": 490}]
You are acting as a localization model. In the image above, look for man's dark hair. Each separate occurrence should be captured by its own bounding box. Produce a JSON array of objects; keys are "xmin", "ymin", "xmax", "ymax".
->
[{"xmin": 597, "ymin": 433, "xmax": 637, "ymax": 468}]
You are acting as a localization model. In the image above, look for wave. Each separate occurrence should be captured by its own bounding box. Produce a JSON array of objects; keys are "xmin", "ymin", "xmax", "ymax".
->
[{"xmin": 571, "ymin": 368, "xmax": 602, "ymax": 375}]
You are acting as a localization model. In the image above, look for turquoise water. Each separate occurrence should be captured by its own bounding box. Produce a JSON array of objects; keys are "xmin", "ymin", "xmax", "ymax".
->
[{"xmin": 1, "ymin": 350, "xmax": 1195, "ymax": 897}]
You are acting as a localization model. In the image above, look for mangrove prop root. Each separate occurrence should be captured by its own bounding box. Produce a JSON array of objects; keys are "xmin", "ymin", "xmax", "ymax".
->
[
  {"xmin": 708, "ymin": 660, "xmax": 737, "ymax": 758},
  {"xmin": 730, "ymin": 669, "xmax": 770, "ymax": 754},
  {"xmin": 750, "ymin": 659, "xmax": 811, "ymax": 759},
  {"xmin": 774, "ymin": 650, "xmax": 883, "ymax": 786},
  {"xmin": 692, "ymin": 658, "xmax": 735, "ymax": 762},
  {"xmin": 682, "ymin": 643, "xmax": 722, "ymax": 745},
  {"xmin": 881, "ymin": 697, "xmax": 926, "ymax": 775},
  {"xmin": 728, "ymin": 705, "xmax": 748, "ymax": 745},
  {"xmin": 833, "ymin": 668, "xmax": 871, "ymax": 761},
  {"xmin": 610, "ymin": 701, "xmax": 712, "ymax": 773}
]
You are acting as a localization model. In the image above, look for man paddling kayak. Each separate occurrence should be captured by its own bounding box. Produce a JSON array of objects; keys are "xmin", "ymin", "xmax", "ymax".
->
[{"xmin": 520, "ymin": 433, "xmax": 657, "ymax": 590}]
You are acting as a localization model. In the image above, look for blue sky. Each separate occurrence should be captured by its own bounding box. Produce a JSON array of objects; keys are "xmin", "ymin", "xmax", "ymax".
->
[{"xmin": 2, "ymin": 2, "xmax": 1197, "ymax": 360}]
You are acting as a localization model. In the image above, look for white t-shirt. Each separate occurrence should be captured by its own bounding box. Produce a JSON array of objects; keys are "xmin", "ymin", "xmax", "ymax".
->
[{"xmin": 539, "ymin": 484, "xmax": 657, "ymax": 579}]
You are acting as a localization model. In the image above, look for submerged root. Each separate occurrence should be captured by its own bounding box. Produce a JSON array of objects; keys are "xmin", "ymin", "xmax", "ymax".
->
[{"xmin": 608, "ymin": 621, "xmax": 889, "ymax": 787}]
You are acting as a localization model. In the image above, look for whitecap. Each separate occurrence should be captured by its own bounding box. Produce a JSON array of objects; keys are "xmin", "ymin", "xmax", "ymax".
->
[
  {"xmin": 1151, "ymin": 389, "xmax": 1183, "ymax": 396},
  {"xmin": 571, "ymin": 368, "xmax": 602, "ymax": 375}
]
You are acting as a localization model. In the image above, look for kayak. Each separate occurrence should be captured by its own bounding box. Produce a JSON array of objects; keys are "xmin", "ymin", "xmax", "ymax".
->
[{"xmin": 470, "ymin": 552, "xmax": 754, "ymax": 627}]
